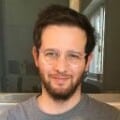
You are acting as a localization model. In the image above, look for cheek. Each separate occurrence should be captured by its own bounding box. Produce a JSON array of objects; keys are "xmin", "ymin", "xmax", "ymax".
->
[
  {"xmin": 38, "ymin": 58, "xmax": 52, "ymax": 74},
  {"xmin": 71, "ymin": 63, "xmax": 86, "ymax": 79}
]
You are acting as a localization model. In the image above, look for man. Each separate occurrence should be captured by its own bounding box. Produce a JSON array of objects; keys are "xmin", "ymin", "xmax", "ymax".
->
[{"xmin": 1, "ymin": 4, "xmax": 120, "ymax": 120}]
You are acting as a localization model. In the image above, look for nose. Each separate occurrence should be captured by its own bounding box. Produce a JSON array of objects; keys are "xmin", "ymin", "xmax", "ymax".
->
[{"xmin": 54, "ymin": 56, "xmax": 68, "ymax": 73}]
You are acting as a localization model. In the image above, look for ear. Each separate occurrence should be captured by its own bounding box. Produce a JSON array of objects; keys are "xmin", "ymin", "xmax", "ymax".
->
[
  {"xmin": 85, "ymin": 53, "xmax": 93, "ymax": 72},
  {"xmin": 32, "ymin": 46, "xmax": 39, "ymax": 67}
]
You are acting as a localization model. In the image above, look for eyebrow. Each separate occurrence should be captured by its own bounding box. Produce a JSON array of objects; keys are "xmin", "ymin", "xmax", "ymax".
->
[
  {"xmin": 67, "ymin": 50, "xmax": 83, "ymax": 55},
  {"xmin": 43, "ymin": 48, "xmax": 58, "ymax": 52},
  {"xmin": 42, "ymin": 48, "xmax": 84, "ymax": 55}
]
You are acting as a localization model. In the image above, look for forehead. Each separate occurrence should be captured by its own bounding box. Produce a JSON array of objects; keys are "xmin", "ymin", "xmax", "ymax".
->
[{"xmin": 40, "ymin": 25, "xmax": 87, "ymax": 52}]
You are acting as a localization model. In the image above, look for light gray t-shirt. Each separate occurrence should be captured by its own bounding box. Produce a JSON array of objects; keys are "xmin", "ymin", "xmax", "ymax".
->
[{"xmin": 1, "ymin": 94, "xmax": 120, "ymax": 120}]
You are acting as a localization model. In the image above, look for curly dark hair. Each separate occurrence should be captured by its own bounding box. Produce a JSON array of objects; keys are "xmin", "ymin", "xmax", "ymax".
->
[{"xmin": 33, "ymin": 4, "xmax": 96, "ymax": 56}]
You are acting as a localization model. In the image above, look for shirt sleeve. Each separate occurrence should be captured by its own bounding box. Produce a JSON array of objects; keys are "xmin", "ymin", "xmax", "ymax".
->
[
  {"xmin": 116, "ymin": 110, "xmax": 120, "ymax": 120},
  {"xmin": 0, "ymin": 111, "xmax": 9, "ymax": 120}
]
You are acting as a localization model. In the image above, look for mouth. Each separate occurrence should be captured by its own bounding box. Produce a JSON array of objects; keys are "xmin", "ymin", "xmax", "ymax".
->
[
  {"xmin": 49, "ymin": 74, "xmax": 71, "ymax": 85},
  {"xmin": 50, "ymin": 74, "xmax": 71, "ymax": 79}
]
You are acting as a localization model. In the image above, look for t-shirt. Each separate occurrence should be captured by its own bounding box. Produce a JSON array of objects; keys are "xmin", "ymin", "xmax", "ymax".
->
[{"xmin": 0, "ymin": 94, "xmax": 120, "ymax": 120}]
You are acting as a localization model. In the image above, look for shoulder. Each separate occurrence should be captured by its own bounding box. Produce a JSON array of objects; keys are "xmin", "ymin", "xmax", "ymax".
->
[
  {"xmin": 84, "ymin": 94, "xmax": 120, "ymax": 120},
  {"xmin": 0, "ymin": 96, "xmax": 37, "ymax": 120}
]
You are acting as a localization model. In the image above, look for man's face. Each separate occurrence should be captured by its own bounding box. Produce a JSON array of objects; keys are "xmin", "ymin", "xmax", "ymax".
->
[{"xmin": 33, "ymin": 25, "xmax": 91, "ymax": 100}]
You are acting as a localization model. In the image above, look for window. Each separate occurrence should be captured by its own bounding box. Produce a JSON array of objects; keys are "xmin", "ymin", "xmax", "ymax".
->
[{"xmin": 89, "ymin": 5, "xmax": 105, "ymax": 76}]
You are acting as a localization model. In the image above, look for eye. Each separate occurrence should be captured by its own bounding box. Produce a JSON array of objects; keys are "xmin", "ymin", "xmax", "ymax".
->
[
  {"xmin": 45, "ymin": 51, "xmax": 57, "ymax": 57},
  {"xmin": 68, "ymin": 53, "xmax": 80, "ymax": 59}
]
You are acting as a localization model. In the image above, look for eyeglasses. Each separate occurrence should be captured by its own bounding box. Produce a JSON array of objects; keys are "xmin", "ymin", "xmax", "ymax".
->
[{"xmin": 39, "ymin": 49, "xmax": 86, "ymax": 66}]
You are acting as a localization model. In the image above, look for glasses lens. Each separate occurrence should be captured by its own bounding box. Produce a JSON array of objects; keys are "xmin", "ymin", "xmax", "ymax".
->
[{"xmin": 41, "ymin": 49, "xmax": 86, "ymax": 66}]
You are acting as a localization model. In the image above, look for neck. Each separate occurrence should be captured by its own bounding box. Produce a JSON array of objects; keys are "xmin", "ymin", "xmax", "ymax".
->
[{"xmin": 37, "ymin": 86, "xmax": 82, "ymax": 115}]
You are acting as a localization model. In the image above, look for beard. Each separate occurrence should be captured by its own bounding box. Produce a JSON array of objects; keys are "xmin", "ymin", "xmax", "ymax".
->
[{"xmin": 39, "ymin": 72, "xmax": 85, "ymax": 101}]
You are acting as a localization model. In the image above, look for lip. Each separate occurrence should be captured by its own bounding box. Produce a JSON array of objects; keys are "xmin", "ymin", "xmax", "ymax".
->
[
  {"xmin": 50, "ymin": 74, "xmax": 71, "ymax": 79},
  {"xmin": 49, "ymin": 74, "xmax": 71, "ymax": 85}
]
